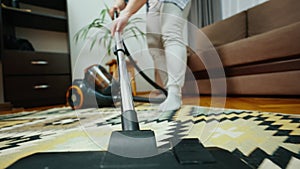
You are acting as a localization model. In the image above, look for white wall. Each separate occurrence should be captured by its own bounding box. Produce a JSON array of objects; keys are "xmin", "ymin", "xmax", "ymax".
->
[
  {"xmin": 222, "ymin": 0, "xmax": 269, "ymax": 19},
  {"xmin": 67, "ymin": 0, "xmax": 154, "ymax": 92}
]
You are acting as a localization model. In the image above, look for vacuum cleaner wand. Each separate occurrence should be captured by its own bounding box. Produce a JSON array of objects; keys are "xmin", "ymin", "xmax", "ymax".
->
[
  {"xmin": 113, "ymin": 10, "xmax": 139, "ymax": 131},
  {"xmin": 115, "ymin": 31, "xmax": 140, "ymax": 131}
]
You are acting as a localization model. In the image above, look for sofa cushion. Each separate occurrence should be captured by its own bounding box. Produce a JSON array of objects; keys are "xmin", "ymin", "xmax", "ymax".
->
[
  {"xmin": 216, "ymin": 21, "xmax": 300, "ymax": 67},
  {"xmin": 191, "ymin": 70, "xmax": 300, "ymax": 95},
  {"xmin": 201, "ymin": 11, "xmax": 247, "ymax": 46},
  {"xmin": 248, "ymin": 0, "xmax": 300, "ymax": 36}
]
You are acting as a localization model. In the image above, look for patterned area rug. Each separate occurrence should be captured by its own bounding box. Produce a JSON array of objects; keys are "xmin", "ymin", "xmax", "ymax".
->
[{"xmin": 0, "ymin": 103, "xmax": 299, "ymax": 168}]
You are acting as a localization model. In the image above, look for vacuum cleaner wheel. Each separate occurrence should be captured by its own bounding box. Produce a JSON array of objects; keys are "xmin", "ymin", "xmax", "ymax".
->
[{"xmin": 66, "ymin": 85, "xmax": 84, "ymax": 110}]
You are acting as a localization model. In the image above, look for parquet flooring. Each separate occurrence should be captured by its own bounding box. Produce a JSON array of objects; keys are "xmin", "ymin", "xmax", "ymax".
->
[
  {"xmin": 183, "ymin": 96, "xmax": 300, "ymax": 114},
  {"xmin": 1, "ymin": 96, "xmax": 299, "ymax": 115}
]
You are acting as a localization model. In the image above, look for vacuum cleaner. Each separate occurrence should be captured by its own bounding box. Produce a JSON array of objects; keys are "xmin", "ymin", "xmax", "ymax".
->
[
  {"xmin": 8, "ymin": 13, "xmax": 251, "ymax": 169},
  {"xmin": 66, "ymin": 37, "xmax": 167, "ymax": 110}
]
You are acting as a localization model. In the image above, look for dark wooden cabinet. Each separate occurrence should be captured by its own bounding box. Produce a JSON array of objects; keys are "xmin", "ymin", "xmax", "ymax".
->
[
  {"xmin": 0, "ymin": 0, "xmax": 71, "ymax": 108},
  {"xmin": 2, "ymin": 7, "xmax": 67, "ymax": 32}
]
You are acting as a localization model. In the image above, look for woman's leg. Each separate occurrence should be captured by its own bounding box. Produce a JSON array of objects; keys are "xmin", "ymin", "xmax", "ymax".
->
[
  {"xmin": 146, "ymin": 0, "xmax": 167, "ymax": 88},
  {"xmin": 159, "ymin": 2, "xmax": 191, "ymax": 111}
]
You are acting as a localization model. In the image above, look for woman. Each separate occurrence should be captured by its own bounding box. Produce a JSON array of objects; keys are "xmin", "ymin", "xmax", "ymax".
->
[{"xmin": 110, "ymin": 0, "xmax": 191, "ymax": 112}]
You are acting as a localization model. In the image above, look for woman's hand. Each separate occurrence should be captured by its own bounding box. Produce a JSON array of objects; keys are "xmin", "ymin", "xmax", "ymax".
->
[
  {"xmin": 109, "ymin": 0, "xmax": 147, "ymax": 36},
  {"xmin": 109, "ymin": 6, "xmax": 121, "ymax": 20},
  {"xmin": 109, "ymin": 0, "xmax": 126, "ymax": 20},
  {"xmin": 111, "ymin": 12, "xmax": 130, "ymax": 36}
]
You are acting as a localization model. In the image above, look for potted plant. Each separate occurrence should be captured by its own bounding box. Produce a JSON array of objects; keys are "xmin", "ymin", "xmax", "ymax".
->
[{"xmin": 74, "ymin": 5, "xmax": 145, "ymax": 56}]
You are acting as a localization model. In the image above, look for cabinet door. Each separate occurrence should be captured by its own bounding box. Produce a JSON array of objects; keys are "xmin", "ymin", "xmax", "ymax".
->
[
  {"xmin": 3, "ymin": 51, "xmax": 70, "ymax": 75},
  {"xmin": 4, "ymin": 75, "xmax": 71, "ymax": 107}
]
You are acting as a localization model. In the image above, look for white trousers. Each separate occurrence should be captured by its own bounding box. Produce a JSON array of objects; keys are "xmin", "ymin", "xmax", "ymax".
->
[{"xmin": 146, "ymin": 0, "xmax": 191, "ymax": 89}]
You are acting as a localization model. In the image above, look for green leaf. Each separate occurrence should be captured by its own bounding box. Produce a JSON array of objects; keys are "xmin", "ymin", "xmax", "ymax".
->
[
  {"xmin": 128, "ymin": 17, "xmax": 144, "ymax": 25},
  {"xmin": 107, "ymin": 36, "xmax": 113, "ymax": 55},
  {"xmin": 99, "ymin": 9, "xmax": 107, "ymax": 23},
  {"xmin": 90, "ymin": 35, "xmax": 98, "ymax": 51},
  {"xmin": 130, "ymin": 29, "xmax": 138, "ymax": 39},
  {"xmin": 124, "ymin": 26, "xmax": 145, "ymax": 38},
  {"xmin": 73, "ymin": 25, "xmax": 90, "ymax": 44}
]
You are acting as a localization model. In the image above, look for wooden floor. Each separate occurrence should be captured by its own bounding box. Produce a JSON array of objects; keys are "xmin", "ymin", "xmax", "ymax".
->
[
  {"xmin": 1, "ymin": 97, "xmax": 300, "ymax": 115},
  {"xmin": 183, "ymin": 96, "xmax": 300, "ymax": 114}
]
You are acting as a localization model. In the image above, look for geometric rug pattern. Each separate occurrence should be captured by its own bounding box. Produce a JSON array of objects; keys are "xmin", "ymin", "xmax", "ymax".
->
[{"xmin": 0, "ymin": 103, "xmax": 299, "ymax": 168}]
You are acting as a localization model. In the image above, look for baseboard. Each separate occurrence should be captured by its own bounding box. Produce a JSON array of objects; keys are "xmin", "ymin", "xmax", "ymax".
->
[{"xmin": 0, "ymin": 102, "xmax": 13, "ymax": 112}]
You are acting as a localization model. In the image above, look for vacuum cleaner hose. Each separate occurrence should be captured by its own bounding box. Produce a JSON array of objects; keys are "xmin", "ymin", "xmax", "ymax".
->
[{"xmin": 123, "ymin": 43, "xmax": 168, "ymax": 96}]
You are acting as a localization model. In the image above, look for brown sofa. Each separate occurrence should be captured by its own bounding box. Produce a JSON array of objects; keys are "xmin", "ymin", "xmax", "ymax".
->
[{"xmin": 185, "ymin": 0, "xmax": 300, "ymax": 96}]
